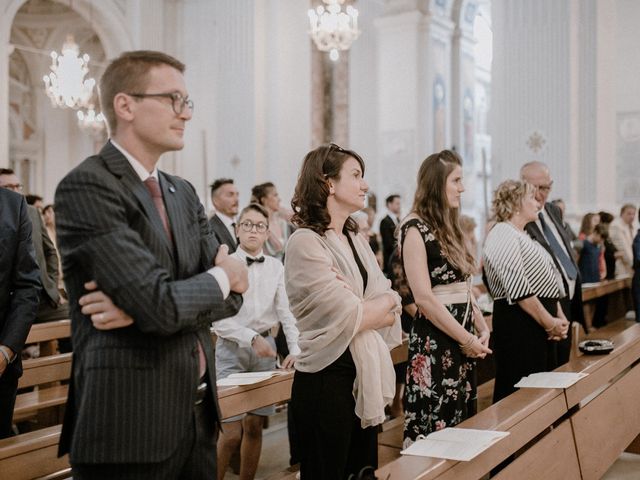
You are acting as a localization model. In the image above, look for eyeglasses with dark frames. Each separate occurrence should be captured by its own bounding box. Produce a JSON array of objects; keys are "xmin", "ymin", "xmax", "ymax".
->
[
  {"xmin": 127, "ymin": 92, "xmax": 194, "ymax": 115},
  {"xmin": 238, "ymin": 220, "xmax": 269, "ymax": 233}
]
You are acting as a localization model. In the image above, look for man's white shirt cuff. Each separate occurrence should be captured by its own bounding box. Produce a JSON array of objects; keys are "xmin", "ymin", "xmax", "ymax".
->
[{"xmin": 208, "ymin": 267, "xmax": 230, "ymax": 299}]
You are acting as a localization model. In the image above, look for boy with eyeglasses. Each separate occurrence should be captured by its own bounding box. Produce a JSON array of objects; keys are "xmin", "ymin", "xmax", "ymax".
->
[{"xmin": 213, "ymin": 203, "xmax": 300, "ymax": 479}]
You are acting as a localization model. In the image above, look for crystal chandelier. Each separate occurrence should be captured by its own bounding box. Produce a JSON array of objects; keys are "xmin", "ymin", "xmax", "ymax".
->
[
  {"xmin": 77, "ymin": 105, "xmax": 106, "ymax": 137},
  {"xmin": 43, "ymin": 35, "xmax": 96, "ymax": 109},
  {"xmin": 308, "ymin": 0, "xmax": 360, "ymax": 61}
]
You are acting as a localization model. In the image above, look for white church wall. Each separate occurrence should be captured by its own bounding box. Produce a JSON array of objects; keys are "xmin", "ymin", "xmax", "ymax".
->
[
  {"xmin": 349, "ymin": 0, "xmax": 385, "ymax": 206},
  {"xmin": 615, "ymin": 0, "xmax": 640, "ymax": 206},
  {"xmin": 180, "ymin": 0, "xmax": 310, "ymax": 210}
]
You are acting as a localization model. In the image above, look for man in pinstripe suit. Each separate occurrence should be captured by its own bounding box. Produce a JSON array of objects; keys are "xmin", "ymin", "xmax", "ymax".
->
[{"xmin": 55, "ymin": 51, "xmax": 248, "ymax": 479}]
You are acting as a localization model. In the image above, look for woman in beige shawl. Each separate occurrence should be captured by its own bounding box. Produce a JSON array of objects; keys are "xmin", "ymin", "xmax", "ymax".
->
[{"xmin": 285, "ymin": 144, "xmax": 402, "ymax": 479}]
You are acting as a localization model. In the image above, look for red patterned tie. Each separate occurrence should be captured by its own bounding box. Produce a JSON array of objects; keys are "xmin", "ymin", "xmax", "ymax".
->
[
  {"xmin": 144, "ymin": 178, "xmax": 173, "ymax": 244},
  {"xmin": 144, "ymin": 177, "xmax": 206, "ymax": 378}
]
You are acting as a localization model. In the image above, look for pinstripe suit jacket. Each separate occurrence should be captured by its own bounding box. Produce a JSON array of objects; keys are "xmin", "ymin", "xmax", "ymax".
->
[{"xmin": 55, "ymin": 141, "xmax": 243, "ymax": 464}]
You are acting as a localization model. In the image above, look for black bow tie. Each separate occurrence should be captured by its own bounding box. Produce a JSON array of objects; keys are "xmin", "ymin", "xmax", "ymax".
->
[{"xmin": 246, "ymin": 256, "xmax": 265, "ymax": 266}]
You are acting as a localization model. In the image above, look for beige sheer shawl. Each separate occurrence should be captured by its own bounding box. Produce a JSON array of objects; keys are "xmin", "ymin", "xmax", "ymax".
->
[{"xmin": 284, "ymin": 228, "xmax": 403, "ymax": 428}]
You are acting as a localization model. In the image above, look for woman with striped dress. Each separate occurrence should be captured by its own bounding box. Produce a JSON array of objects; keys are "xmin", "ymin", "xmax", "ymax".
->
[{"xmin": 482, "ymin": 180, "xmax": 570, "ymax": 402}]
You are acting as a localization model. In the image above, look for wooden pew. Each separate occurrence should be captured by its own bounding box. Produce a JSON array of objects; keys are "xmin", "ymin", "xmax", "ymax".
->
[
  {"xmin": 0, "ymin": 425, "xmax": 70, "ymax": 480},
  {"xmin": 14, "ymin": 353, "xmax": 72, "ymax": 423},
  {"xmin": 218, "ymin": 339, "xmax": 409, "ymax": 420},
  {"xmin": 581, "ymin": 277, "xmax": 631, "ymax": 302},
  {"xmin": 582, "ymin": 277, "xmax": 632, "ymax": 324},
  {"xmin": 376, "ymin": 323, "xmax": 640, "ymax": 480},
  {"xmin": 25, "ymin": 320, "xmax": 71, "ymax": 357},
  {"xmin": 0, "ymin": 335, "xmax": 448, "ymax": 479},
  {"xmin": 561, "ymin": 324, "xmax": 640, "ymax": 479},
  {"xmin": 218, "ymin": 372, "xmax": 294, "ymax": 420}
]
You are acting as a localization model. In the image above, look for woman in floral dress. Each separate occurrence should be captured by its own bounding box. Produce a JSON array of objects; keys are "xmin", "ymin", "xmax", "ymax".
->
[{"xmin": 400, "ymin": 150, "xmax": 492, "ymax": 447}]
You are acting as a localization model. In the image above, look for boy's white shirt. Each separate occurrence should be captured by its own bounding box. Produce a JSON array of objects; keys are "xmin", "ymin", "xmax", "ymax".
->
[{"xmin": 212, "ymin": 246, "xmax": 301, "ymax": 355}]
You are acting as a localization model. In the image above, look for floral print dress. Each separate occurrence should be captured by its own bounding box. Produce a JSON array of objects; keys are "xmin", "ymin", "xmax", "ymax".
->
[{"xmin": 400, "ymin": 218, "xmax": 476, "ymax": 447}]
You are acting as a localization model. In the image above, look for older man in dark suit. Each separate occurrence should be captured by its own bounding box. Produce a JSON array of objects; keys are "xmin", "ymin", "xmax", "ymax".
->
[
  {"xmin": 0, "ymin": 188, "xmax": 41, "ymax": 438},
  {"xmin": 208, "ymin": 178, "xmax": 239, "ymax": 253},
  {"xmin": 521, "ymin": 161, "xmax": 585, "ymax": 365},
  {"xmin": 55, "ymin": 51, "xmax": 248, "ymax": 479}
]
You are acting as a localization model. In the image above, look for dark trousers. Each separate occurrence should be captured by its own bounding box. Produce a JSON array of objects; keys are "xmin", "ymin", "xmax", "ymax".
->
[
  {"xmin": 291, "ymin": 350, "xmax": 378, "ymax": 480},
  {"xmin": 493, "ymin": 299, "xmax": 559, "ymax": 403},
  {"xmin": 0, "ymin": 373, "xmax": 18, "ymax": 439},
  {"xmin": 35, "ymin": 298, "xmax": 70, "ymax": 323},
  {"xmin": 557, "ymin": 296, "xmax": 574, "ymax": 366},
  {"xmin": 71, "ymin": 393, "xmax": 217, "ymax": 479}
]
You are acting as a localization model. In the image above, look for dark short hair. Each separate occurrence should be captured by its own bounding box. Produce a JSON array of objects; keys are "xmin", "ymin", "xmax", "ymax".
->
[
  {"xmin": 238, "ymin": 203, "xmax": 269, "ymax": 225},
  {"xmin": 593, "ymin": 223, "xmax": 608, "ymax": 239},
  {"xmin": 26, "ymin": 194, "xmax": 43, "ymax": 205},
  {"xmin": 0, "ymin": 168, "xmax": 15, "ymax": 176},
  {"xmin": 386, "ymin": 194, "xmax": 400, "ymax": 205},
  {"xmin": 209, "ymin": 178, "xmax": 234, "ymax": 197},
  {"xmin": 251, "ymin": 182, "xmax": 275, "ymax": 205},
  {"xmin": 100, "ymin": 50, "xmax": 186, "ymax": 134},
  {"xmin": 43, "ymin": 204, "xmax": 54, "ymax": 214},
  {"xmin": 598, "ymin": 211, "xmax": 614, "ymax": 224}
]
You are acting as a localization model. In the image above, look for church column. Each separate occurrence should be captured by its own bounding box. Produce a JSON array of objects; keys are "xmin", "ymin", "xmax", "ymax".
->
[
  {"xmin": 491, "ymin": 0, "xmax": 617, "ymax": 215},
  {"xmin": 373, "ymin": 0, "xmax": 454, "ymax": 204},
  {"xmin": 451, "ymin": 1, "xmax": 478, "ymax": 212},
  {"xmin": 310, "ymin": 0, "xmax": 352, "ymax": 147}
]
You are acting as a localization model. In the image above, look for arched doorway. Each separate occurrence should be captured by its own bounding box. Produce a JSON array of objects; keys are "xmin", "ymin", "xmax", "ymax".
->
[{"xmin": 1, "ymin": 0, "xmax": 133, "ymax": 200}]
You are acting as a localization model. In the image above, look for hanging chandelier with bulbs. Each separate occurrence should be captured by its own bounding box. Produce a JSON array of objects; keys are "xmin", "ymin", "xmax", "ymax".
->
[
  {"xmin": 43, "ymin": 34, "xmax": 96, "ymax": 109},
  {"xmin": 308, "ymin": 0, "xmax": 360, "ymax": 61},
  {"xmin": 76, "ymin": 104, "xmax": 105, "ymax": 137}
]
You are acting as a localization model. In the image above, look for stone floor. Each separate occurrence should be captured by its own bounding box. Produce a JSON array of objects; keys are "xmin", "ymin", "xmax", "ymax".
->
[{"xmin": 602, "ymin": 453, "xmax": 640, "ymax": 479}]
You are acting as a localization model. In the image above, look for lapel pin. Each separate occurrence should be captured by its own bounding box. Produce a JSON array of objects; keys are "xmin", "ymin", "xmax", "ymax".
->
[{"xmin": 168, "ymin": 185, "xmax": 176, "ymax": 193}]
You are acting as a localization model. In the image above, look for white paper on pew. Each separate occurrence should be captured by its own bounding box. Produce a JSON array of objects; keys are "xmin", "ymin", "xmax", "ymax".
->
[
  {"xmin": 514, "ymin": 371, "xmax": 587, "ymax": 389},
  {"xmin": 216, "ymin": 371, "xmax": 285, "ymax": 386},
  {"xmin": 400, "ymin": 428, "xmax": 510, "ymax": 461}
]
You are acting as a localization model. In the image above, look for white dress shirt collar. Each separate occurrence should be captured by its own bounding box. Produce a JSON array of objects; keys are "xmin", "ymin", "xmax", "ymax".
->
[
  {"xmin": 235, "ymin": 246, "xmax": 265, "ymax": 261},
  {"xmin": 386, "ymin": 209, "xmax": 400, "ymax": 225},
  {"xmin": 215, "ymin": 211, "xmax": 236, "ymax": 228},
  {"xmin": 110, "ymin": 139, "xmax": 158, "ymax": 182}
]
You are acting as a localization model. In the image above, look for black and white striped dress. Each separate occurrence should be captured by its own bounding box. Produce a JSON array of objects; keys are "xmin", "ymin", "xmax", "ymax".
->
[
  {"xmin": 482, "ymin": 222, "xmax": 565, "ymax": 402},
  {"xmin": 483, "ymin": 222, "xmax": 564, "ymax": 303}
]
